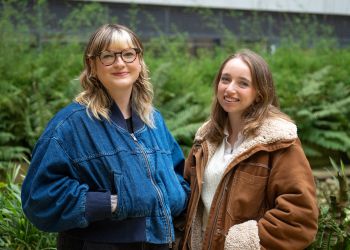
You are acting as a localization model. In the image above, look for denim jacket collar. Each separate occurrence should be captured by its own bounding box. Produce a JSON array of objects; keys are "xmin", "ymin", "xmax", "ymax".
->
[{"xmin": 110, "ymin": 102, "xmax": 144, "ymax": 131}]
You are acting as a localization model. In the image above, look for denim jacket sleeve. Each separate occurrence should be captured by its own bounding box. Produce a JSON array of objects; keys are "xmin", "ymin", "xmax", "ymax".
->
[
  {"xmin": 162, "ymin": 118, "xmax": 190, "ymax": 215},
  {"xmin": 21, "ymin": 136, "xmax": 111, "ymax": 232},
  {"xmin": 171, "ymin": 138, "xmax": 190, "ymax": 208}
]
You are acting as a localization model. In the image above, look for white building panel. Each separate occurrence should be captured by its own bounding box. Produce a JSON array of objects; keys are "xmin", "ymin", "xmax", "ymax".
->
[{"xmin": 78, "ymin": 0, "xmax": 350, "ymax": 16}]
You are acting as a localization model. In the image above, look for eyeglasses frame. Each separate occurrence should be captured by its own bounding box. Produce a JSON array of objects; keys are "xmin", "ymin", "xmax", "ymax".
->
[{"xmin": 95, "ymin": 48, "xmax": 142, "ymax": 66}]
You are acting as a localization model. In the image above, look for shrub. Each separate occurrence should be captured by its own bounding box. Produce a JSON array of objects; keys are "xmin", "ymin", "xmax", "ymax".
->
[
  {"xmin": 307, "ymin": 158, "xmax": 350, "ymax": 249},
  {"xmin": 1, "ymin": 0, "xmax": 350, "ymax": 168},
  {"xmin": 0, "ymin": 163, "xmax": 56, "ymax": 249}
]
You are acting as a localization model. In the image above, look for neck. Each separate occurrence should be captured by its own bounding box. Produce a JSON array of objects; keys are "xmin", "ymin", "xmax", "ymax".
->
[
  {"xmin": 227, "ymin": 114, "xmax": 243, "ymax": 145},
  {"xmin": 110, "ymin": 89, "xmax": 132, "ymax": 119}
]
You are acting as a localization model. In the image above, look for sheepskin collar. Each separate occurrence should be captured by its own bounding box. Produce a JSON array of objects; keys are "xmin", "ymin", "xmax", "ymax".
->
[{"xmin": 194, "ymin": 118, "xmax": 298, "ymax": 164}]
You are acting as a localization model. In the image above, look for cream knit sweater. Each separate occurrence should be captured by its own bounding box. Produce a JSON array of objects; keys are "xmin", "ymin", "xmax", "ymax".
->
[{"xmin": 201, "ymin": 132, "xmax": 243, "ymax": 231}]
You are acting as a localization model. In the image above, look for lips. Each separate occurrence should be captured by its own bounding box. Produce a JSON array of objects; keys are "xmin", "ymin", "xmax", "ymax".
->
[
  {"xmin": 112, "ymin": 72, "xmax": 129, "ymax": 77},
  {"xmin": 224, "ymin": 95, "xmax": 239, "ymax": 102}
]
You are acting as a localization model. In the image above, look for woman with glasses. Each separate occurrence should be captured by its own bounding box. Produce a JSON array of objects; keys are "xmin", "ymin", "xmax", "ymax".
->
[
  {"xmin": 181, "ymin": 49, "xmax": 318, "ymax": 250},
  {"xmin": 21, "ymin": 24, "xmax": 189, "ymax": 250}
]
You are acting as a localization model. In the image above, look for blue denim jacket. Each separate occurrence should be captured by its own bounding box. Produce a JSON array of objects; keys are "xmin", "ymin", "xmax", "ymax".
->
[{"xmin": 21, "ymin": 102, "xmax": 190, "ymax": 245}]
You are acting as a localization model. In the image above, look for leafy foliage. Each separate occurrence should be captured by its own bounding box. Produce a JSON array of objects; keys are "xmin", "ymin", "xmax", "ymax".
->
[
  {"xmin": 307, "ymin": 159, "xmax": 350, "ymax": 250},
  {"xmin": 0, "ymin": 163, "xmax": 56, "ymax": 249},
  {"xmin": 0, "ymin": 0, "xmax": 84, "ymax": 170},
  {"xmin": 268, "ymin": 47, "xmax": 350, "ymax": 166},
  {"xmin": 290, "ymin": 66, "xmax": 350, "ymax": 154},
  {"xmin": 1, "ymin": 0, "xmax": 350, "ymax": 171}
]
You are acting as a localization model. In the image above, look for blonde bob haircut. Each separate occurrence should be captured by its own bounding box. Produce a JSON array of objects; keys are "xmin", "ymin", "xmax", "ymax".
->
[
  {"xmin": 206, "ymin": 49, "xmax": 292, "ymax": 144},
  {"xmin": 76, "ymin": 24, "xmax": 154, "ymax": 127}
]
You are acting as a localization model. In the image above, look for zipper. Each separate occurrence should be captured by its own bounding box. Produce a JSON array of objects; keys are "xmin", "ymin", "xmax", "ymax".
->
[
  {"xmin": 188, "ymin": 180, "xmax": 198, "ymax": 249},
  {"xmin": 190, "ymin": 142, "xmax": 207, "ymax": 249},
  {"xmin": 207, "ymin": 172, "xmax": 232, "ymax": 250},
  {"xmin": 188, "ymin": 142, "xmax": 207, "ymax": 249},
  {"xmin": 130, "ymin": 133, "xmax": 173, "ymax": 248}
]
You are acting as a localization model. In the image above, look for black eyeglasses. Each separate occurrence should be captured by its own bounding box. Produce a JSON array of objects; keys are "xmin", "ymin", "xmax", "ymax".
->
[{"xmin": 97, "ymin": 48, "xmax": 141, "ymax": 66}]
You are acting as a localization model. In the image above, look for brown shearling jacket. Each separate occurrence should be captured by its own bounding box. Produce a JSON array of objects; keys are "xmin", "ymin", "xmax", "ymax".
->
[{"xmin": 181, "ymin": 118, "xmax": 318, "ymax": 250}]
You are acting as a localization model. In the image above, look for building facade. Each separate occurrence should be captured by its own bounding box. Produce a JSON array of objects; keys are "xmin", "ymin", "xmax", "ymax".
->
[{"xmin": 49, "ymin": 0, "xmax": 350, "ymax": 47}]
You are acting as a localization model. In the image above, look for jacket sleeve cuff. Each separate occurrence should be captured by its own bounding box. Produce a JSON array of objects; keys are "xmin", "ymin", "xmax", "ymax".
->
[
  {"xmin": 224, "ymin": 220, "xmax": 260, "ymax": 250},
  {"xmin": 85, "ymin": 191, "xmax": 112, "ymax": 222}
]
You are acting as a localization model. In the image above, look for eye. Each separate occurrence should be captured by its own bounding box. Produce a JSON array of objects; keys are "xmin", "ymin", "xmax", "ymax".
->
[
  {"xmin": 122, "ymin": 49, "xmax": 136, "ymax": 58},
  {"xmin": 239, "ymin": 81, "xmax": 250, "ymax": 87},
  {"xmin": 100, "ymin": 52, "xmax": 114, "ymax": 60},
  {"xmin": 220, "ymin": 76, "xmax": 231, "ymax": 84}
]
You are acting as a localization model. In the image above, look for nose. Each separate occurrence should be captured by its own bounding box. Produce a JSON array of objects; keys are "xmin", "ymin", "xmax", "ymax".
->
[
  {"xmin": 225, "ymin": 81, "xmax": 237, "ymax": 92},
  {"xmin": 113, "ymin": 54, "xmax": 125, "ymax": 65}
]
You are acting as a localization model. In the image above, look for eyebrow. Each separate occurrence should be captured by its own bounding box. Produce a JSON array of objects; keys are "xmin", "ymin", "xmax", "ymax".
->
[
  {"xmin": 221, "ymin": 73, "xmax": 231, "ymax": 77},
  {"xmin": 238, "ymin": 76, "xmax": 251, "ymax": 82},
  {"xmin": 221, "ymin": 73, "xmax": 251, "ymax": 82},
  {"xmin": 103, "ymin": 48, "xmax": 132, "ymax": 52}
]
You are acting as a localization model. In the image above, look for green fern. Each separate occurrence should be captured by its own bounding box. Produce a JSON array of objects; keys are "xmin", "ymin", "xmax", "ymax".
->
[
  {"xmin": 282, "ymin": 66, "xmax": 350, "ymax": 164},
  {"xmin": 0, "ymin": 163, "xmax": 56, "ymax": 249},
  {"xmin": 307, "ymin": 158, "xmax": 350, "ymax": 250},
  {"xmin": 157, "ymin": 92, "xmax": 210, "ymax": 155}
]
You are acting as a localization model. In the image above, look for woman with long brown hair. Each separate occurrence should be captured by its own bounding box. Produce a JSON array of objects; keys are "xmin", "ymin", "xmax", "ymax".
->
[{"xmin": 181, "ymin": 49, "xmax": 318, "ymax": 250}]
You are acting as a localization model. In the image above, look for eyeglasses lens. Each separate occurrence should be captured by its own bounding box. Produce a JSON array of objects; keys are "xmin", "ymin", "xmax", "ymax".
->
[{"xmin": 99, "ymin": 49, "xmax": 138, "ymax": 66}]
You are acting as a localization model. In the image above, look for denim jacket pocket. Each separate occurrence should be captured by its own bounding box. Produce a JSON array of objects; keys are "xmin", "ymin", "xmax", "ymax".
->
[
  {"xmin": 112, "ymin": 171, "xmax": 158, "ymax": 219},
  {"xmin": 112, "ymin": 172, "xmax": 125, "ymax": 219}
]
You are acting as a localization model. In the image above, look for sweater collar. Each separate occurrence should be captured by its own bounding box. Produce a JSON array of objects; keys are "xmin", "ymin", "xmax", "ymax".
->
[
  {"xmin": 110, "ymin": 102, "xmax": 144, "ymax": 131},
  {"xmin": 196, "ymin": 118, "xmax": 297, "ymax": 145},
  {"xmin": 195, "ymin": 117, "xmax": 298, "ymax": 164}
]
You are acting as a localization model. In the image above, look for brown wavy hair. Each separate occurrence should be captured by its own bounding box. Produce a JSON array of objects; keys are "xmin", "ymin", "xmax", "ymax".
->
[
  {"xmin": 76, "ymin": 24, "xmax": 154, "ymax": 127},
  {"xmin": 206, "ymin": 49, "xmax": 292, "ymax": 144}
]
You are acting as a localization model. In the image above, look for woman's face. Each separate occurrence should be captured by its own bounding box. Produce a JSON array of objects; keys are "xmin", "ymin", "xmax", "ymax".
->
[
  {"xmin": 94, "ymin": 42, "xmax": 141, "ymax": 96},
  {"xmin": 217, "ymin": 57, "xmax": 257, "ymax": 119}
]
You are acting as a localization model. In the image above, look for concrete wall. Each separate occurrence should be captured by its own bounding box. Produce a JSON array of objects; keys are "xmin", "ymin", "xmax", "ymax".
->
[
  {"xmin": 47, "ymin": 0, "xmax": 350, "ymax": 47},
  {"xmin": 77, "ymin": 0, "xmax": 350, "ymax": 16}
]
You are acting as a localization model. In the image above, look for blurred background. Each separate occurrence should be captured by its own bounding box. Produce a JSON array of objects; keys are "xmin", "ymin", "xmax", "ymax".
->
[{"xmin": 0, "ymin": 0, "xmax": 349, "ymax": 249}]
